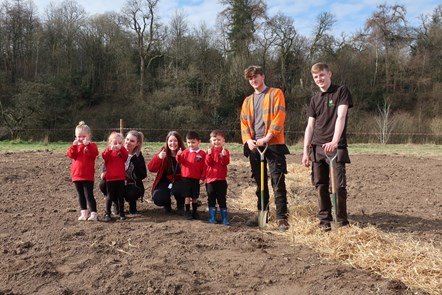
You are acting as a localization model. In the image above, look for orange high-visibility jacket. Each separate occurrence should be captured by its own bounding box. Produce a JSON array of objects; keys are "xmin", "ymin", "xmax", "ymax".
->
[{"xmin": 240, "ymin": 87, "xmax": 286, "ymax": 145}]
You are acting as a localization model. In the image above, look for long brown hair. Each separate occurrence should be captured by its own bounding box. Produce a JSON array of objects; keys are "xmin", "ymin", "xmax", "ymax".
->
[{"xmin": 163, "ymin": 131, "xmax": 185, "ymax": 173}]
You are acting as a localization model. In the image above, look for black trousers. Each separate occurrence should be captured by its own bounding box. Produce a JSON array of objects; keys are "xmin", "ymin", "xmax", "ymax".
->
[
  {"xmin": 310, "ymin": 145, "xmax": 350, "ymax": 225},
  {"xmin": 105, "ymin": 180, "xmax": 125, "ymax": 217},
  {"xmin": 248, "ymin": 146, "xmax": 288, "ymax": 220},
  {"xmin": 74, "ymin": 181, "xmax": 97, "ymax": 212},
  {"xmin": 206, "ymin": 180, "xmax": 227, "ymax": 208},
  {"xmin": 152, "ymin": 178, "xmax": 185, "ymax": 208}
]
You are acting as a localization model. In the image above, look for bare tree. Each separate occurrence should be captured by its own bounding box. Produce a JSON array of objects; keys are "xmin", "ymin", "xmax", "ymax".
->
[
  {"xmin": 168, "ymin": 10, "xmax": 189, "ymax": 84},
  {"xmin": 267, "ymin": 13, "xmax": 297, "ymax": 92},
  {"xmin": 308, "ymin": 11, "xmax": 336, "ymax": 63},
  {"xmin": 121, "ymin": 0, "xmax": 162, "ymax": 100},
  {"xmin": 254, "ymin": 17, "xmax": 277, "ymax": 69},
  {"xmin": 375, "ymin": 97, "xmax": 396, "ymax": 144},
  {"xmin": 365, "ymin": 4, "xmax": 408, "ymax": 93},
  {"xmin": 0, "ymin": 0, "xmax": 41, "ymax": 82}
]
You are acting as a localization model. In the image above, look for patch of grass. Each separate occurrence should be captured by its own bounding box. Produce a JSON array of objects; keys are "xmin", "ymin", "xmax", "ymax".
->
[
  {"xmin": 0, "ymin": 141, "xmax": 441, "ymax": 157},
  {"xmin": 349, "ymin": 143, "xmax": 442, "ymax": 157},
  {"xmin": 0, "ymin": 140, "xmax": 68, "ymax": 152}
]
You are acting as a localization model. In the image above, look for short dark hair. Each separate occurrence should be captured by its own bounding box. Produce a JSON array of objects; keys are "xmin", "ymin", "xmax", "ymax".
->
[
  {"xmin": 244, "ymin": 65, "xmax": 264, "ymax": 80},
  {"xmin": 210, "ymin": 130, "xmax": 225, "ymax": 138},
  {"xmin": 186, "ymin": 131, "xmax": 200, "ymax": 141}
]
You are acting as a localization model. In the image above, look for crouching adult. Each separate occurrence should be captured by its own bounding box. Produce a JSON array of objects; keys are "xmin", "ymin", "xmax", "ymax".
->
[{"xmin": 148, "ymin": 131, "xmax": 186, "ymax": 214}]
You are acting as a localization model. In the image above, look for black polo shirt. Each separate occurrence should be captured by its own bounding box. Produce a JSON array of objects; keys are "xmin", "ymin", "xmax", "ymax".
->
[{"xmin": 308, "ymin": 84, "xmax": 353, "ymax": 147}]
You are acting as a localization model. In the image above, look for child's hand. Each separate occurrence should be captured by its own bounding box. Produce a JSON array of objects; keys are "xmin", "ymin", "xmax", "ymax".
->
[
  {"xmin": 207, "ymin": 147, "xmax": 212, "ymax": 155},
  {"xmin": 111, "ymin": 144, "xmax": 121, "ymax": 151},
  {"xmin": 177, "ymin": 148, "xmax": 183, "ymax": 156},
  {"xmin": 221, "ymin": 147, "xmax": 226, "ymax": 156},
  {"xmin": 100, "ymin": 172, "xmax": 106, "ymax": 179},
  {"xmin": 158, "ymin": 147, "xmax": 166, "ymax": 159},
  {"xmin": 73, "ymin": 139, "xmax": 79, "ymax": 145},
  {"xmin": 199, "ymin": 179, "xmax": 205, "ymax": 185}
]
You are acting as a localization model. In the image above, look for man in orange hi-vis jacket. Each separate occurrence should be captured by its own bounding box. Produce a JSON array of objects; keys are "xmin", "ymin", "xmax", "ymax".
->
[{"xmin": 240, "ymin": 65, "xmax": 290, "ymax": 232}]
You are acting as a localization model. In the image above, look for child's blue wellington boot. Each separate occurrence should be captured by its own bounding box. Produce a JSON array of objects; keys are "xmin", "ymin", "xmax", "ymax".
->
[
  {"xmin": 209, "ymin": 207, "xmax": 217, "ymax": 224},
  {"xmin": 220, "ymin": 208, "xmax": 229, "ymax": 225}
]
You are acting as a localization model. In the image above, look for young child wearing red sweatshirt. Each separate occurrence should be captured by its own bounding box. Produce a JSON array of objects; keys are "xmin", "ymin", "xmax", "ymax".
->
[
  {"xmin": 67, "ymin": 121, "xmax": 99, "ymax": 221},
  {"xmin": 102, "ymin": 132, "xmax": 128, "ymax": 222},
  {"xmin": 176, "ymin": 131, "xmax": 206, "ymax": 220},
  {"xmin": 205, "ymin": 130, "xmax": 230, "ymax": 225}
]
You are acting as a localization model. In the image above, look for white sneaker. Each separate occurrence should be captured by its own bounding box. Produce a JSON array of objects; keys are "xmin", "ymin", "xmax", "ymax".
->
[
  {"xmin": 87, "ymin": 212, "xmax": 98, "ymax": 221},
  {"xmin": 78, "ymin": 209, "xmax": 89, "ymax": 221}
]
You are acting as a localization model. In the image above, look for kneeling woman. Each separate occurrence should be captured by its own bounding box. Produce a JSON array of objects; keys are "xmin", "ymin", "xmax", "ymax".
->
[{"xmin": 148, "ymin": 131, "xmax": 186, "ymax": 214}]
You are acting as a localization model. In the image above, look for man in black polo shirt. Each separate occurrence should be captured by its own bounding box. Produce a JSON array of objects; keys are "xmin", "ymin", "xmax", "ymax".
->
[{"xmin": 302, "ymin": 63, "xmax": 353, "ymax": 231}]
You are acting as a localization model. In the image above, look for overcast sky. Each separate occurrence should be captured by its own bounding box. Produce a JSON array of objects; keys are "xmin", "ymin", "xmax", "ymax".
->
[{"xmin": 31, "ymin": 0, "xmax": 441, "ymax": 37}]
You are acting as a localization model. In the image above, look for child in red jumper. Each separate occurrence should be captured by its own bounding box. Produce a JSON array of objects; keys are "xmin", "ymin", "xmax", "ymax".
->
[
  {"xmin": 176, "ymin": 131, "xmax": 206, "ymax": 220},
  {"xmin": 205, "ymin": 130, "xmax": 230, "ymax": 225},
  {"xmin": 67, "ymin": 121, "xmax": 99, "ymax": 221},
  {"xmin": 102, "ymin": 132, "xmax": 128, "ymax": 222}
]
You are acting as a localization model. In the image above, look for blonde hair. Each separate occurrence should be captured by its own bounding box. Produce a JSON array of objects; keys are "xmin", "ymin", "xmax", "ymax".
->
[
  {"xmin": 126, "ymin": 130, "xmax": 144, "ymax": 155},
  {"xmin": 75, "ymin": 121, "xmax": 91, "ymax": 136},
  {"xmin": 107, "ymin": 132, "xmax": 124, "ymax": 145},
  {"xmin": 311, "ymin": 63, "xmax": 330, "ymax": 74}
]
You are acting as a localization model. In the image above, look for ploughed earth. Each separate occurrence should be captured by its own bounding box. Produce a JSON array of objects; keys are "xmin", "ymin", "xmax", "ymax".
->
[{"xmin": 0, "ymin": 149, "xmax": 440, "ymax": 294}]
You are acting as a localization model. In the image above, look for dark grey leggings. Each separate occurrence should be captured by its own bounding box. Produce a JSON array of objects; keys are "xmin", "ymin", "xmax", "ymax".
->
[
  {"xmin": 105, "ymin": 180, "xmax": 125, "ymax": 217},
  {"xmin": 74, "ymin": 181, "xmax": 97, "ymax": 212}
]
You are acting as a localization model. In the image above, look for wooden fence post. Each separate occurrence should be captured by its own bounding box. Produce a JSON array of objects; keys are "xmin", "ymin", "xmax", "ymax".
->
[{"xmin": 120, "ymin": 119, "xmax": 124, "ymax": 135}]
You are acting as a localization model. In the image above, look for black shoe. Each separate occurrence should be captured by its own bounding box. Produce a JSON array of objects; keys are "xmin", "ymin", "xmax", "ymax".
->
[
  {"xmin": 277, "ymin": 219, "xmax": 289, "ymax": 232},
  {"xmin": 104, "ymin": 214, "xmax": 111, "ymax": 222},
  {"xmin": 320, "ymin": 223, "xmax": 331, "ymax": 232},
  {"xmin": 120, "ymin": 215, "xmax": 126, "ymax": 221},
  {"xmin": 192, "ymin": 211, "xmax": 199, "ymax": 220},
  {"xmin": 340, "ymin": 220, "xmax": 350, "ymax": 227},
  {"xmin": 164, "ymin": 204, "xmax": 172, "ymax": 214},
  {"xmin": 129, "ymin": 210, "xmax": 139, "ymax": 215}
]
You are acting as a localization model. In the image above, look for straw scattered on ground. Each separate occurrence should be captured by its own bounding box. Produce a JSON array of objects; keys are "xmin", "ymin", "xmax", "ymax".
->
[{"xmin": 233, "ymin": 159, "xmax": 442, "ymax": 295}]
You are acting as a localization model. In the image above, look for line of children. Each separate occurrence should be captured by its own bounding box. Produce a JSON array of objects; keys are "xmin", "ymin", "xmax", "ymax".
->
[{"xmin": 67, "ymin": 127, "xmax": 231, "ymax": 226}]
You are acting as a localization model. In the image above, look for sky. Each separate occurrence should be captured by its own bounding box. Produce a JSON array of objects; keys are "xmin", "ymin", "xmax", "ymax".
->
[{"xmin": 31, "ymin": 0, "xmax": 441, "ymax": 37}]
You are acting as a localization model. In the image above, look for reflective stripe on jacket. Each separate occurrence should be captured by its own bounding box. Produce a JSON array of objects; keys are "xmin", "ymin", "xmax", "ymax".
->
[{"xmin": 240, "ymin": 87, "xmax": 286, "ymax": 144}]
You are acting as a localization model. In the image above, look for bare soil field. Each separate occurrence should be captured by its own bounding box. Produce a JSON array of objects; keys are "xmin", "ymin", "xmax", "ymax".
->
[{"xmin": 0, "ymin": 149, "xmax": 440, "ymax": 295}]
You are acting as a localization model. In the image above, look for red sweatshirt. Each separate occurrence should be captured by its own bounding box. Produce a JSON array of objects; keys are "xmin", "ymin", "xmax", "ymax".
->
[
  {"xmin": 147, "ymin": 153, "xmax": 182, "ymax": 193},
  {"xmin": 67, "ymin": 142, "xmax": 99, "ymax": 182},
  {"xmin": 205, "ymin": 147, "xmax": 230, "ymax": 183},
  {"xmin": 102, "ymin": 146, "xmax": 129, "ymax": 181},
  {"xmin": 176, "ymin": 148, "xmax": 206, "ymax": 181}
]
